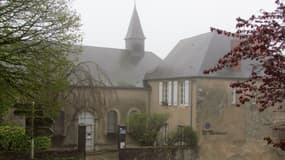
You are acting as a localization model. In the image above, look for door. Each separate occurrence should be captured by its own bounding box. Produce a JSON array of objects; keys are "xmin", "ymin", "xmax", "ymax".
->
[{"xmin": 78, "ymin": 112, "xmax": 95, "ymax": 151}]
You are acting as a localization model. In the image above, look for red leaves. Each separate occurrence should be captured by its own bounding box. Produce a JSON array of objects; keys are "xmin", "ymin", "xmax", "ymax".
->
[
  {"xmin": 205, "ymin": 0, "xmax": 285, "ymax": 150},
  {"xmin": 205, "ymin": 0, "xmax": 285, "ymax": 110},
  {"xmin": 264, "ymin": 136, "xmax": 285, "ymax": 151},
  {"xmin": 264, "ymin": 137, "xmax": 273, "ymax": 144}
]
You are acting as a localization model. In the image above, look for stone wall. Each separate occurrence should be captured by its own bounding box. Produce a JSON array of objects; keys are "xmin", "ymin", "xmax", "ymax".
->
[
  {"xmin": 52, "ymin": 87, "xmax": 149, "ymax": 150},
  {"xmin": 119, "ymin": 147, "xmax": 197, "ymax": 160},
  {"xmin": 195, "ymin": 78, "xmax": 285, "ymax": 160},
  {"xmin": 147, "ymin": 80, "xmax": 192, "ymax": 130}
]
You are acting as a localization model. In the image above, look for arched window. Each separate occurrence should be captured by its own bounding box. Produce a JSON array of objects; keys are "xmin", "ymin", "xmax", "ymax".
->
[
  {"xmin": 129, "ymin": 110, "xmax": 138, "ymax": 116},
  {"xmin": 107, "ymin": 111, "xmax": 118, "ymax": 134},
  {"xmin": 127, "ymin": 108, "xmax": 141, "ymax": 118},
  {"xmin": 78, "ymin": 112, "xmax": 94, "ymax": 125},
  {"xmin": 127, "ymin": 108, "xmax": 140, "ymax": 133}
]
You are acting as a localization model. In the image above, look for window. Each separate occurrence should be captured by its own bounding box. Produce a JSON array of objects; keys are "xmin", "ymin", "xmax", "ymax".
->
[
  {"xmin": 179, "ymin": 81, "xmax": 185, "ymax": 105},
  {"xmin": 179, "ymin": 80, "xmax": 190, "ymax": 106},
  {"xmin": 159, "ymin": 81, "xmax": 172, "ymax": 105},
  {"xmin": 127, "ymin": 109, "xmax": 139, "ymax": 133},
  {"xmin": 167, "ymin": 81, "xmax": 172, "ymax": 105},
  {"xmin": 185, "ymin": 80, "xmax": 190, "ymax": 105},
  {"xmin": 159, "ymin": 82, "xmax": 163, "ymax": 104},
  {"xmin": 107, "ymin": 111, "xmax": 118, "ymax": 134},
  {"xmin": 159, "ymin": 80, "xmax": 191, "ymax": 106},
  {"xmin": 173, "ymin": 81, "xmax": 178, "ymax": 106},
  {"xmin": 232, "ymin": 88, "xmax": 236, "ymax": 104}
]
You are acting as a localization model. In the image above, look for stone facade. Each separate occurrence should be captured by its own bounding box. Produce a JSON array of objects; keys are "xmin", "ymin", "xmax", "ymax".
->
[
  {"xmin": 194, "ymin": 78, "xmax": 284, "ymax": 160},
  {"xmin": 7, "ymin": 4, "xmax": 284, "ymax": 159},
  {"xmin": 147, "ymin": 80, "xmax": 192, "ymax": 130},
  {"xmin": 51, "ymin": 5, "xmax": 158, "ymax": 151},
  {"xmin": 147, "ymin": 78, "xmax": 285, "ymax": 159},
  {"xmin": 53, "ymin": 87, "xmax": 149, "ymax": 150}
]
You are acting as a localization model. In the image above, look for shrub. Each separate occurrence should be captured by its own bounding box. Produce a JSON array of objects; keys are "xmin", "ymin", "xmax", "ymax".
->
[
  {"xmin": 0, "ymin": 125, "xmax": 51, "ymax": 152},
  {"xmin": 127, "ymin": 113, "xmax": 169, "ymax": 146},
  {"xmin": 167, "ymin": 126, "xmax": 198, "ymax": 150},
  {"xmin": 34, "ymin": 136, "xmax": 51, "ymax": 151},
  {"xmin": 0, "ymin": 125, "xmax": 30, "ymax": 151}
]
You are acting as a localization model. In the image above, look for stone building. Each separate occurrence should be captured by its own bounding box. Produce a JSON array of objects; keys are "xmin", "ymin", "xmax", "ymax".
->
[
  {"xmin": 145, "ymin": 32, "xmax": 285, "ymax": 159},
  {"xmin": 51, "ymin": 5, "xmax": 285, "ymax": 159},
  {"xmin": 52, "ymin": 6, "xmax": 161, "ymax": 151}
]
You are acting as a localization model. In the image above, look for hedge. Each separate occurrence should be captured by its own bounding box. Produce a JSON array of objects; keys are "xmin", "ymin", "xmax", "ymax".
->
[{"xmin": 0, "ymin": 125, "xmax": 50, "ymax": 151}]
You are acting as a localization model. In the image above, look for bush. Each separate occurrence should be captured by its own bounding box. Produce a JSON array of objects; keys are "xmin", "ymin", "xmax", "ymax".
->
[
  {"xmin": 167, "ymin": 126, "xmax": 198, "ymax": 150},
  {"xmin": 34, "ymin": 136, "xmax": 51, "ymax": 151},
  {"xmin": 127, "ymin": 113, "xmax": 169, "ymax": 146},
  {"xmin": 0, "ymin": 125, "xmax": 51, "ymax": 152},
  {"xmin": 0, "ymin": 125, "xmax": 30, "ymax": 151}
]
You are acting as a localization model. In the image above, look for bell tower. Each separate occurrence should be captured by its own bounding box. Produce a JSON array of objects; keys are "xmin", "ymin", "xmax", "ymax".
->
[{"xmin": 125, "ymin": 5, "xmax": 145, "ymax": 56}]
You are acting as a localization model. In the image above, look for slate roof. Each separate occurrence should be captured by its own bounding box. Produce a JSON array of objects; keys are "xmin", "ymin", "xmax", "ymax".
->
[
  {"xmin": 75, "ymin": 46, "xmax": 161, "ymax": 87},
  {"xmin": 145, "ymin": 32, "xmax": 253, "ymax": 80},
  {"xmin": 125, "ymin": 6, "xmax": 145, "ymax": 40}
]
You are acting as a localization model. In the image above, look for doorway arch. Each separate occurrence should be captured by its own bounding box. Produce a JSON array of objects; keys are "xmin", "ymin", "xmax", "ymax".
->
[{"xmin": 78, "ymin": 112, "xmax": 95, "ymax": 151}]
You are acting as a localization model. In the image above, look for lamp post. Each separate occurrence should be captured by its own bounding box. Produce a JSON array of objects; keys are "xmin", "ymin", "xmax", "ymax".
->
[{"xmin": 31, "ymin": 102, "xmax": 35, "ymax": 160}]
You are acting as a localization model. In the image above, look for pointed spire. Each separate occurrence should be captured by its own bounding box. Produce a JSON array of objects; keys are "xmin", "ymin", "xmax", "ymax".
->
[{"xmin": 125, "ymin": 4, "xmax": 145, "ymax": 40}]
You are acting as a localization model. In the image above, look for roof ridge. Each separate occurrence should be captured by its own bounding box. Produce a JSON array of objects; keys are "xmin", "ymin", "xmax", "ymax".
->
[
  {"xmin": 179, "ymin": 32, "xmax": 212, "ymax": 42},
  {"xmin": 83, "ymin": 45, "xmax": 125, "ymax": 51}
]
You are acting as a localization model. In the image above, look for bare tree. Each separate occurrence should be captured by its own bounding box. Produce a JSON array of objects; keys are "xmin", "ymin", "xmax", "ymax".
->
[{"xmin": 63, "ymin": 61, "xmax": 118, "ymax": 134}]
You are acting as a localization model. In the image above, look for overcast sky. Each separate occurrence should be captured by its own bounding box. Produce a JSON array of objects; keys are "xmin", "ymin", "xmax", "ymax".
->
[{"xmin": 72, "ymin": 0, "xmax": 276, "ymax": 59}]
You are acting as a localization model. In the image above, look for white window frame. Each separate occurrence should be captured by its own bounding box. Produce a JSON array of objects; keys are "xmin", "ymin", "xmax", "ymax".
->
[
  {"xmin": 173, "ymin": 81, "xmax": 178, "ymax": 106},
  {"xmin": 159, "ymin": 82, "xmax": 163, "ymax": 105},
  {"xmin": 184, "ymin": 80, "xmax": 190, "ymax": 106},
  {"xmin": 159, "ymin": 80, "xmax": 191, "ymax": 107},
  {"xmin": 179, "ymin": 81, "xmax": 185, "ymax": 105},
  {"xmin": 179, "ymin": 80, "xmax": 191, "ymax": 106},
  {"xmin": 159, "ymin": 81, "xmax": 169, "ymax": 106}
]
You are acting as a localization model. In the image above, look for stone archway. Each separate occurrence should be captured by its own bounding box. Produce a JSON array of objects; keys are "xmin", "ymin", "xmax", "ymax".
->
[
  {"xmin": 127, "ymin": 108, "xmax": 141, "ymax": 117},
  {"xmin": 78, "ymin": 112, "xmax": 95, "ymax": 151}
]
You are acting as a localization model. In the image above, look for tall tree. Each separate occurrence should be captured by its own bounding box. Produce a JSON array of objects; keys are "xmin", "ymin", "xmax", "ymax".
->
[
  {"xmin": 204, "ymin": 0, "xmax": 284, "ymax": 150},
  {"xmin": 0, "ymin": 0, "xmax": 81, "ymax": 119}
]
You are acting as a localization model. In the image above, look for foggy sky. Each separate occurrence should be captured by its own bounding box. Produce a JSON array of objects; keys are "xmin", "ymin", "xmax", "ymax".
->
[{"xmin": 72, "ymin": 0, "xmax": 276, "ymax": 59}]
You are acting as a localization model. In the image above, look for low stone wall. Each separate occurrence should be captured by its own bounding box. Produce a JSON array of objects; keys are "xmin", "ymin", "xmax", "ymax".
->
[
  {"xmin": 119, "ymin": 146, "xmax": 197, "ymax": 160},
  {"xmin": 0, "ymin": 150, "xmax": 81, "ymax": 160}
]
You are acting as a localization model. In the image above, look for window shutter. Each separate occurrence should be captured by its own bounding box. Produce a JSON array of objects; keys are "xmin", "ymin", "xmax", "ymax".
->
[
  {"xmin": 185, "ymin": 80, "xmax": 189, "ymax": 105},
  {"xmin": 173, "ymin": 81, "xmax": 178, "ymax": 106},
  {"xmin": 159, "ymin": 82, "xmax": 162, "ymax": 105},
  {"xmin": 168, "ymin": 81, "xmax": 172, "ymax": 106}
]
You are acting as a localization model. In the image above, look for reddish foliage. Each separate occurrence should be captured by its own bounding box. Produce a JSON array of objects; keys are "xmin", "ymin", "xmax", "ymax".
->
[{"xmin": 204, "ymin": 0, "xmax": 285, "ymax": 150}]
